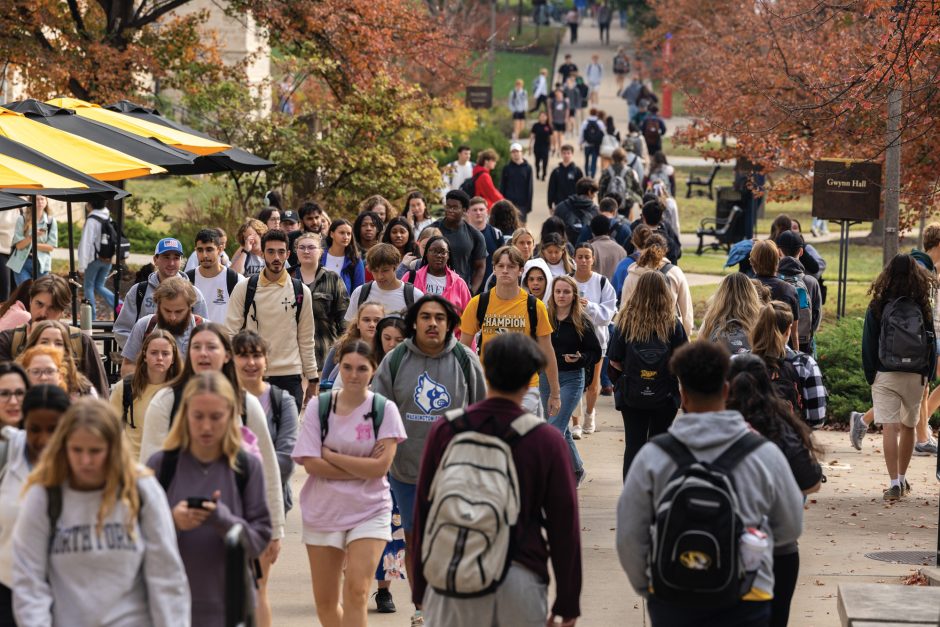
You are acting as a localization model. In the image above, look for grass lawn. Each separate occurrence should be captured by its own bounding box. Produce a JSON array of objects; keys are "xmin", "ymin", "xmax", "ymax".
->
[
  {"xmin": 661, "ymin": 136, "xmax": 729, "ymax": 158},
  {"xmin": 124, "ymin": 176, "xmax": 229, "ymax": 227}
]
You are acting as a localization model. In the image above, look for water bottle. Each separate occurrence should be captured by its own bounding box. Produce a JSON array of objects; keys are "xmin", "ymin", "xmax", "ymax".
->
[
  {"xmin": 739, "ymin": 527, "xmax": 768, "ymax": 572},
  {"xmin": 80, "ymin": 299, "xmax": 93, "ymax": 336}
]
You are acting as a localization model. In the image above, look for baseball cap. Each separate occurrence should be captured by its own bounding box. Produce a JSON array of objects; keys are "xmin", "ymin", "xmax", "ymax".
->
[
  {"xmin": 155, "ymin": 238, "xmax": 184, "ymax": 256},
  {"xmin": 281, "ymin": 210, "xmax": 299, "ymax": 223},
  {"xmin": 775, "ymin": 230, "xmax": 804, "ymax": 255},
  {"xmin": 510, "ymin": 142, "xmax": 523, "ymax": 152}
]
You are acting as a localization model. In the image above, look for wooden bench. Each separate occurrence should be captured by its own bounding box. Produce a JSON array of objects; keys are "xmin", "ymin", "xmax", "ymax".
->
[
  {"xmin": 685, "ymin": 164, "xmax": 721, "ymax": 199},
  {"xmin": 695, "ymin": 188, "xmax": 744, "ymax": 255}
]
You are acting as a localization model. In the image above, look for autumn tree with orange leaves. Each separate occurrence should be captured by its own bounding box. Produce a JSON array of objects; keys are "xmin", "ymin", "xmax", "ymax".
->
[{"xmin": 648, "ymin": 0, "xmax": 940, "ymax": 231}]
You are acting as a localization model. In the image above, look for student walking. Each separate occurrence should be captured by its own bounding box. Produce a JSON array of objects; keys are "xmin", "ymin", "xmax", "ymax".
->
[
  {"xmin": 410, "ymin": 333, "xmax": 582, "ymax": 626},
  {"xmin": 698, "ymin": 273, "xmax": 762, "ymax": 354},
  {"xmin": 292, "ymin": 340, "xmax": 407, "ymax": 627},
  {"xmin": 186, "ymin": 229, "xmax": 243, "ymax": 324},
  {"xmin": 509, "ymin": 79, "xmax": 528, "ymax": 140},
  {"xmin": 529, "ymin": 111, "xmax": 553, "ymax": 181},
  {"xmin": 861, "ymin": 254, "xmax": 936, "ymax": 500},
  {"xmin": 320, "ymin": 303, "xmax": 385, "ymax": 391},
  {"xmin": 322, "ymin": 219, "xmax": 365, "ymax": 295},
  {"xmin": 15, "ymin": 399, "xmax": 190, "ymax": 626},
  {"xmin": 147, "ymin": 373, "xmax": 271, "ymax": 627},
  {"xmin": 345, "ymin": 244, "xmax": 425, "ymax": 321},
  {"xmin": 608, "ymin": 271, "xmax": 688, "ymax": 478},
  {"xmin": 77, "ymin": 198, "xmax": 118, "ymax": 320},
  {"xmin": 290, "ymin": 232, "xmax": 349, "ymax": 370}
]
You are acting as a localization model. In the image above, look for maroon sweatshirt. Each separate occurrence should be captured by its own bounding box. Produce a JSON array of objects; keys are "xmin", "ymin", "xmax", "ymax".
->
[{"xmin": 410, "ymin": 398, "xmax": 582, "ymax": 619}]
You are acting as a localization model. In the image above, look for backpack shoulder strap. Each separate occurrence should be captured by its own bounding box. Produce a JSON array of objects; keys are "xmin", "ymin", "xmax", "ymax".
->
[
  {"xmin": 122, "ymin": 376, "xmax": 135, "ymax": 428},
  {"xmin": 476, "ymin": 290, "xmax": 491, "ymax": 329},
  {"xmin": 453, "ymin": 343, "xmax": 473, "ymax": 386},
  {"xmin": 370, "ymin": 393, "xmax": 387, "ymax": 439},
  {"xmin": 234, "ymin": 450, "xmax": 251, "ymax": 497},
  {"xmin": 712, "ymin": 432, "xmax": 766, "ymax": 474},
  {"xmin": 387, "ymin": 342, "xmax": 409, "ymax": 384},
  {"xmin": 508, "ymin": 412, "xmax": 543, "ymax": 438},
  {"xmin": 526, "ymin": 294, "xmax": 538, "ymax": 339},
  {"xmin": 318, "ymin": 391, "xmax": 333, "ymax": 442},
  {"xmin": 269, "ymin": 384, "xmax": 282, "ymax": 427},
  {"xmin": 359, "ymin": 281, "xmax": 374, "ymax": 305},
  {"xmin": 185, "ymin": 269, "xmax": 196, "ymax": 284},
  {"xmin": 650, "ymin": 433, "xmax": 698, "ymax": 469},
  {"xmin": 46, "ymin": 485, "xmax": 63, "ymax": 550},
  {"xmin": 405, "ymin": 269, "xmax": 417, "ymax": 284},
  {"xmin": 169, "ymin": 385, "xmax": 183, "ymax": 427},
  {"xmin": 659, "ymin": 262, "xmax": 674, "ymax": 276},
  {"xmin": 135, "ymin": 282, "xmax": 148, "ymax": 321},
  {"xmin": 157, "ymin": 448, "xmax": 181, "ymax": 492},
  {"xmin": 241, "ymin": 275, "xmax": 260, "ymax": 329},
  {"xmin": 145, "ymin": 315, "xmax": 158, "ymax": 336},
  {"xmin": 403, "ymin": 282, "xmax": 415, "ymax": 309},
  {"xmin": 291, "ymin": 277, "xmax": 305, "ymax": 323},
  {"xmin": 0, "ymin": 436, "xmax": 11, "ymax": 485},
  {"xmin": 226, "ymin": 269, "xmax": 239, "ymax": 295},
  {"xmin": 600, "ymin": 275, "xmax": 608, "ymax": 291}
]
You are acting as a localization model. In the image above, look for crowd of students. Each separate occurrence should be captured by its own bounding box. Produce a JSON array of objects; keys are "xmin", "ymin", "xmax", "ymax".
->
[{"xmin": 0, "ymin": 69, "xmax": 936, "ymax": 627}]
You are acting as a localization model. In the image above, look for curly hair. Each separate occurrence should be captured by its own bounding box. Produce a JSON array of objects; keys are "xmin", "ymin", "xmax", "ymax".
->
[{"xmin": 868, "ymin": 253, "xmax": 936, "ymax": 321}]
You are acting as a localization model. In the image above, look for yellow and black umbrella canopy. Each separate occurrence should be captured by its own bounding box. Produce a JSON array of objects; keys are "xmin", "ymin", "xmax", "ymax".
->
[
  {"xmin": 0, "ymin": 152, "xmax": 89, "ymax": 190},
  {"xmin": 0, "ymin": 108, "xmax": 163, "ymax": 181},
  {"xmin": 48, "ymin": 97, "xmax": 230, "ymax": 156},
  {"xmin": 0, "ymin": 192, "xmax": 30, "ymax": 211}
]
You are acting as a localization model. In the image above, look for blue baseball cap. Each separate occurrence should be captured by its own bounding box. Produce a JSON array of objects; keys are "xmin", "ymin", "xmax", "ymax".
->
[{"xmin": 155, "ymin": 238, "xmax": 184, "ymax": 256}]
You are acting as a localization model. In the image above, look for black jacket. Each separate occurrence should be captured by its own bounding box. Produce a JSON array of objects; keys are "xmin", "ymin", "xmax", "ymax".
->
[
  {"xmin": 549, "ymin": 314, "xmax": 602, "ymax": 371},
  {"xmin": 548, "ymin": 162, "xmax": 584, "ymax": 209},
  {"xmin": 554, "ymin": 195, "xmax": 599, "ymax": 244},
  {"xmin": 500, "ymin": 160, "xmax": 534, "ymax": 215},
  {"xmin": 627, "ymin": 219, "xmax": 683, "ymax": 265}
]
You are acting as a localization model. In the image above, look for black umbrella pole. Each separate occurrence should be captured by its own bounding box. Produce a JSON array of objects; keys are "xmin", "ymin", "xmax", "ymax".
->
[
  {"xmin": 31, "ymin": 199, "xmax": 39, "ymax": 280},
  {"xmin": 67, "ymin": 202, "xmax": 78, "ymax": 325}
]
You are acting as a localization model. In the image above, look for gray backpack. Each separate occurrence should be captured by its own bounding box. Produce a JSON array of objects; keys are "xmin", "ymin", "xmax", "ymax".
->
[
  {"xmin": 710, "ymin": 319, "xmax": 751, "ymax": 355},
  {"xmin": 879, "ymin": 297, "xmax": 932, "ymax": 374}
]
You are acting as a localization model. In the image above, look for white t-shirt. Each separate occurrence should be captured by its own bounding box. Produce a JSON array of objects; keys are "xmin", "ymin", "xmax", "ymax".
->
[
  {"xmin": 325, "ymin": 253, "xmax": 345, "ymax": 276},
  {"xmin": 345, "ymin": 282, "xmax": 425, "ymax": 321},
  {"xmin": 423, "ymin": 273, "xmax": 447, "ymax": 296},
  {"xmin": 194, "ymin": 268, "xmax": 244, "ymax": 323},
  {"xmin": 547, "ymin": 261, "xmax": 567, "ymax": 277}
]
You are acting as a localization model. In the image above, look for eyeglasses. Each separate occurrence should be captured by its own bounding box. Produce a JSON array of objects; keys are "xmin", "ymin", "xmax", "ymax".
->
[
  {"xmin": 0, "ymin": 389, "xmax": 25, "ymax": 402},
  {"xmin": 27, "ymin": 368, "xmax": 58, "ymax": 378},
  {"xmin": 428, "ymin": 248, "xmax": 449, "ymax": 257},
  {"xmin": 297, "ymin": 245, "xmax": 320, "ymax": 253}
]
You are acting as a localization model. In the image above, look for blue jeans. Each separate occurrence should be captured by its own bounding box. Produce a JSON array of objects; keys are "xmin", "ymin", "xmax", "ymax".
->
[
  {"xmin": 13, "ymin": 258, "xmax": 48, "ymax": 286},
  {"xmin": 601, "ymin": 324, "xmax": 614, "ymax": 388},
  {"xmin": 388, "ymin": 475, "xmax": 417, "ymax": 533},
  {"xmin": 583, "ymin": 145, "xmax": 599, "ymax": 178},
  {"xmin": 539, "ymin": 369, "xmax": 584, "ymax": 474},
  {"xmin": 83, "ymin": 258, "xmax": 115, "ymax": 320}
]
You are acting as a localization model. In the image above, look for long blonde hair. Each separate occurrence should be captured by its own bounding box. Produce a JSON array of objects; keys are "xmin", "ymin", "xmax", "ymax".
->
[
  {"xmin": 617, "ymin": 271, "xmax": 675, "ymax": 342},
  {"xmin": 338, "ymin": 302, "xmax": 386, "ymax": 349},
  {"xmin": 23, "ymin": 399, "xmax": 144, "ymax": 537},
  {"xmin": 699, "ymin": 273, "xmax": 762, "ymax": 341},
  {"xmin": 548, "ymin": 275, "xmax": 589, "ymax": 337},
  {"xmin": 163, "ymin": 372, "xmax": 243, "ymax": 469}
]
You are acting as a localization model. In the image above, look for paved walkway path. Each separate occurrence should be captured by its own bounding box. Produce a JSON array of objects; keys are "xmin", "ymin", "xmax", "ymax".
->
[{"xmin": 265, "ymin": 21, "xmax": 939, "ymax": 627}]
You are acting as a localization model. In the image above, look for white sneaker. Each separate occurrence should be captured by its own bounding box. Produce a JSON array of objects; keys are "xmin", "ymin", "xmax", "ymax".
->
[
  {"xmin": 583, "ymin": 410, "xmax": 596, "ymax": 434},
  {"xmin": 571, "ymin": 425, "xmax": 583, "ymax": 440}
]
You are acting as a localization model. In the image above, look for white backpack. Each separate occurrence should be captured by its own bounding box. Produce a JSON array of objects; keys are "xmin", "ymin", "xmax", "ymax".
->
[{"xmin": 421, "ymin": 409, "xmax": 543, "ymax": 597}]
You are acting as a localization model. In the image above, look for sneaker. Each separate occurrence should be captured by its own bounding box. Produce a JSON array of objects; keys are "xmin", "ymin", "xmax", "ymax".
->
[
  {"xmin": 811, "ymin": 227, "xmax": 819, "ymax": 237},
  {"xmin": 600, "ymin": 385, "xmax": 614, "ymax": 396},
  {"xmin": 576, "ymin": 468, "xmax": 587, "ymax": 489},
  {"xmin": 411, "ymin": 611, "xmax": 425, "ymax": 627},
  {"xmin": 374, "ymin": 588, "xmax": 395, "ymax": 613},
  {"xmin": 883, "ymin": 485, "xmax": 902, "ymax": 501},
  {"xmin": 583, "ymin": 410, "xmax": 596, "ymax": 434},
  {"xmin": 902, "ymin": 479, "xmax": 912, "ymax": 496},
  {"xmin": 913, "ymin": 439, "xmax": 938, "ymax": 456},
  {"xmin": 849, "ymin": 411, "xmax": 868, "ymax": 450},
  {"xmin": 571, "ymin": 424, "xmax": 583, "ymax": 440}
]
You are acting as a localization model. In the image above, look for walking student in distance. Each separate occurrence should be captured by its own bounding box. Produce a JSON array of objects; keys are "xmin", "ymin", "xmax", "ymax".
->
[
  {"xmin": 225, "ymin": 229, "xmax": 318, "ymax": 410},
  {"xmin": 549, "ymin": 90, "xmax": 569, "ymax": 157},
  {"xmin": 529, "ymin": 111, "xmax": 554, "ymax": 182},
  {"xmin": 442, "ymin": 145, "xmax": 473, "ymax": 194},
  {"xmin": 410, "ymin": 333, "xmax": 582, "ymax": 627},
  {"xmin": 372, "ymin": 295, "xmax": 486, "ymax": 625},
  {"xmin": 292, "ymin": 340, "xmax": 407, "ymax": 627},
  {"xmin": 77, "ymin": 198, "xmax": 118, "ymax": 320},
  {"xmin": 466, "ymin": 196, "xmax": 503, "ymax": 290},
  {"xmin": 500, "ymin": 143, "xmax": 534, "ymax": 220},
  {"xmin": 345, "ymin": 244, "xmax": 425, "ymax": 321},
  {"xmin": 290, "ymin": 232, "xmax": 349, "ymax": 370},
  {"xmin": 187, "ymin": 228, "xmax": 243, "ymax": 324},
  {"xmin": 431, "ymin": 190, "xmax": 487, "ymax": 293},
  {"xmin": 460, "ymin": 245, "xmax": 561, "ymax": 417},
  {"xmin": 231, "ymin": 218, "xmax": 268, "ymax": 276},
  {"xmin": 15, "ymin": 398, "xmax": 190, "ymax": 626},
  {"xmin": 861, "ymin": 254, "xmax": 936, "ymax": 500},
  {"xmin": 322, "ymin": 218, "xmax": 365, "ymax": 295},
  {"xmin": 147, "ymin": 373, "xmax": 271, "ymax": 627},
  {"xmin": 509, "ymin": 79, "xmax": 528, "ymax": 140},
  {"xmin": 617, "ymin": 341, "xmax": 804, "ymax": 627}
]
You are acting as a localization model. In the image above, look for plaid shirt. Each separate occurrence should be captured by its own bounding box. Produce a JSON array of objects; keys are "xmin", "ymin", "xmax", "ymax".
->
[{"xmin": 786, "ymin": 347, "xmax": 827, "ymax": 427}]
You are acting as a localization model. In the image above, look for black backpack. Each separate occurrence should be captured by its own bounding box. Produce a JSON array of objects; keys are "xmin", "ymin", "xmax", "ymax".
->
[
  {"xmin": 87, "ymin": 214, "xmax": 130, "ymax": 260},
  {"xmin": 460, "ymin": 172, "xmax": 482, "ymax": 197},
  {"xmin": 186, "ymin": 268, "xmax": 240, "ymax": 297},
  {"xmin": 648, "ymin": 432, "xmax": 766, "ymax": 608},
  {"xmin": 358, "ymin": 281, "xmax": 416, "ymax": 315},
  {"xmin": 642, "ymin": 116, "xmax": 662, "ymax": 148},
  {"xmin": 475, "ymin": 290, "xmax": 538, "ymax": 339},
  {"xmin": 879, "ymin": 297, "xmax": 934, "ymax": 374},
  {"xmin": 768, "ymin": 357, "xmax": 804, "ymax": 418},
  {"xmin": 241, "ymin": 274, "xmax": 305, "ymax": 328},
  {"xmin": 584, "ymin": 120, "xmax": 605, "ymax": 147},
  {"xmin": 620, "ymin": 333, "xmax": 677, "ymax": 409}
]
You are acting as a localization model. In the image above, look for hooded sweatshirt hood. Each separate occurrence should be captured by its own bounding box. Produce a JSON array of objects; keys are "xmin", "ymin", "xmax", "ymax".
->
[
  {"xmin": 911, "ymin": 249, "xmax": 935, "ymax": 273},
  {"xmin": 522, "ymin": 258, "xmax": 554, "ymax": 304},
  {"xmin": 371, "ymin": 336, "xmax": 487, "ymax": 484},
  {"xmin": 777, "ymin": 255, "xmax": 807, "ymax": 279}
]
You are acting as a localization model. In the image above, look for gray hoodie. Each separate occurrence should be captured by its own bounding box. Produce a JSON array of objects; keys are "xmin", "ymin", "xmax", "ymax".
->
[
  {"xmin": 372, "ymin": 336, "xmax": 487, "ymax": 484},
  {"xmin": 616, "ymin": 410, "xmax": 803, "ymax": 600},
  {"xmin": 113, "ymin": 271, "xmax": 209, "ymax": 349}
]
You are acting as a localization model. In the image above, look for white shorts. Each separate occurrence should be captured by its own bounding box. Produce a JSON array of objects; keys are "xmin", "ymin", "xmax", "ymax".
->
[{"xmin": 302, "ymin": 511, "xmax": 392, "ymax": 550}]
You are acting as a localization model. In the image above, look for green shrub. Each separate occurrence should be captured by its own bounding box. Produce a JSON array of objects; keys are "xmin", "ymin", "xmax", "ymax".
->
[{"xmin": 815, "ymin": 317, "xmax": 869, "ymax": 425}]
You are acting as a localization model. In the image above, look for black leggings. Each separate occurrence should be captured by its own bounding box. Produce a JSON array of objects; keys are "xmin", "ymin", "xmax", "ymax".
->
[
  {"xmin": 621, "ymin": 404, "xmax": 677, "ymax": 479},
  {"xmin": 534, "ymin": 149, "xmax": 549, "ymax": 179},
  {"xmin": 530, "ymin": 94, "xmax": 548, "ymax": 114},
  {"xmin": 771, "ymin": 551, "xmax": 800, "ymax": 627},
  {"xmin": 0, "ymin": 583, "xmax": 15, "ymax": 627}
]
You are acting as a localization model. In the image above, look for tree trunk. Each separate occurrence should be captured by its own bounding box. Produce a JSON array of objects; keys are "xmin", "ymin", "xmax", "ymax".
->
[{"xmin": 866, "ymin": 218, "xmax": 884, "ymax": 245}]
